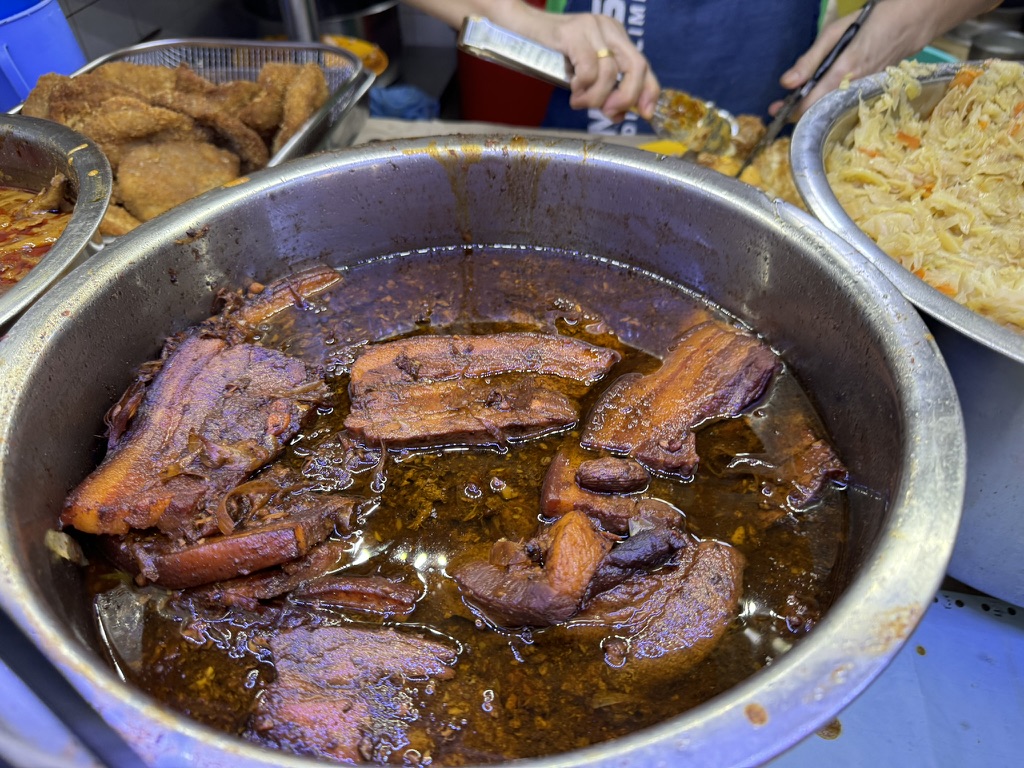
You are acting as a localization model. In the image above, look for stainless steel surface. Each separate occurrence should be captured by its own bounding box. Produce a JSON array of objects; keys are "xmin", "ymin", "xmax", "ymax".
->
[
  {"xmin": 737, "ymin": 0, "xmax": 876, "ymax": 177},
  {"xmin": 278, "ymin": 0, "xmax": 320, "ymax": 42},
  {"xmin": 0, "ymin": 136, "xmax": 964, "ymax": 766},
  {"xmin": 792, "ymin": 62, "xmax": 1024, "ymax": 607},
  {"xmin": 15, "ymin": 38, "xmax": 376, "ymax": 167},
  {"xmin": 457, "ymin": 16, "xmax": 737, "ymax": 152},
  {"xmin": 968, "ymin": 28, "xmax": 1024, "ymax": 60},
  {"xmin": 0, "ymin": 114, "xmax": 110, "ymax": 334}
]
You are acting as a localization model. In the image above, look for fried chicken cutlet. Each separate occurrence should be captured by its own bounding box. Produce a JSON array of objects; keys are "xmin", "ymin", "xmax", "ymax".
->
[
  {"xmin": 273, "ymin": 63, "xmax": 329, "ymax": 153},
  {"xmin": 117, "ymin": 140, "xmax": 241, "ymax": 222},
  {"xmin": 22, "ymin": 60, "xmax": 332, "ymax": 235}
]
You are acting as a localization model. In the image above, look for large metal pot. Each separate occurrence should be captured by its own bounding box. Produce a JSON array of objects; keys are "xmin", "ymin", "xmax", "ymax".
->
[
  {"xmin": 0, "ymin": 137, "xmax": 963, "ymax": 767},
  {"xmin": 791, "ymin": 62, "xmax": 1024, "ymax": 608},
  {"xmin": 0, "ymin": 114, "xmax": 111, "ymax": 333}
]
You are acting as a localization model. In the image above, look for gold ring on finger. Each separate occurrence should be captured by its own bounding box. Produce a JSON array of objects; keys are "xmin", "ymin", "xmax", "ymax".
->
[{"xmin": 595, "ymin": 48, "xmax": 613, "ymax": 59}]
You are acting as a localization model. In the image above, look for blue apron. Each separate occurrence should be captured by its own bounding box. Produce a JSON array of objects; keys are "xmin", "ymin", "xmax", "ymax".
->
[{"xmin": 543, "ymin": 0, "xmax": 820, "ymax": 133}]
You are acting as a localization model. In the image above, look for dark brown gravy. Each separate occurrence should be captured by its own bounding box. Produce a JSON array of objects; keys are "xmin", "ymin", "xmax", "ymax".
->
[{"xmin": 85, "ymin": 245, "xmax": 847, "ymax": 764}]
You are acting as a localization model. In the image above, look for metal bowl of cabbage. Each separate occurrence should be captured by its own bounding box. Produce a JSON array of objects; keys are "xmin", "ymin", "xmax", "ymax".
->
[{"xmin": 792, "ymin": 61, "xmax": 1024, "ymax": 607}]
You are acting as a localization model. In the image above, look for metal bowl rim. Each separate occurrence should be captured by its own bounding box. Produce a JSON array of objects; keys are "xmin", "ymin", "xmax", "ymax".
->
[
  {"xmin": 0, "ymin": 114, "xmax": 111, "ymax": 331},
  {"xmin": 791, "ymin": 60, "xmax": 1024, "ymax": 366}
]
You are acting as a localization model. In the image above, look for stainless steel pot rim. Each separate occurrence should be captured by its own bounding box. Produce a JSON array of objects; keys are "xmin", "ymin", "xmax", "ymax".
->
[
  {"xmin": 791, "ymin": 61, "xmax": 1024, "ymax": 367},
  {"xmin": 0, "ymin": 136, "xmax": 965, "ymax": 767},
  {"xmin": 0, "ymin": 114, "xmax": 111, "ymax": 332}
]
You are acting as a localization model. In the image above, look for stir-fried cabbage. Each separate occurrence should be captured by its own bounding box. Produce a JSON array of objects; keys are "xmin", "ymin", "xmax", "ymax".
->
[{"xmin": 827, "ymin": 60, "xmax": 1024, "ymax": 332}]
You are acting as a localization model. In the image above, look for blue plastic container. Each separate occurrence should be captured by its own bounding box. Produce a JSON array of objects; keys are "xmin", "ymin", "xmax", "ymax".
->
[
  {"xmin": 0, "ymin": 0, "xmax": 85, "ymax": 111},
  {"xmin": 911, "ymin": 45, "xmax": 960, "ymax": 64}
]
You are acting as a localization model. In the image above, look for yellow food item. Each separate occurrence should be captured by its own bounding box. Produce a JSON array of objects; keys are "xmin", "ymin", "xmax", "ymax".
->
[
  {"xmin": 697, "ymin": 137, "xmax": 806, "ymax": 211},
  {"xmin": 637, "ymin": 139, "xmax": 689, "ymax": 156},
  {"xmin": 321, "ymin": 35, "xmax": 389, "ymax": 76},
  {"xmin": 826, "ymin": 60, "xmax": 1024, "ymax": 332}
]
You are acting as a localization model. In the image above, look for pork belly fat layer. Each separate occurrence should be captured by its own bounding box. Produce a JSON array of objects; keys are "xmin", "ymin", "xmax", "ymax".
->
[
  {"xmin": 249, "ymin": 625, "xmax": 457, "ymax": 763},
  {"xmin": 349, "ymin": 331, "xmax": 621, "ymax": 395},
  {"xmin": 345, "ymin": 376, "xmax": 580, "ymax": 447},
  {"xmin": 582, "ymin": 320, "xmax": 780, "ymax": 478}
]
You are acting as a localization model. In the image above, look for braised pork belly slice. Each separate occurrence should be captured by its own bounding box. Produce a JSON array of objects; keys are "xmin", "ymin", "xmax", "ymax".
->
[
  {"xmin": 582, "ymin": 320, "xmax": 780, "ymax": 479},
  {"xmin": 290, "ymin": 575, "xmax": 420, "ymax": 617},
  {"xmin": 541, "ymin": 443, "xmax": 685, "ymax": 535},
  {"xmin": 60, "ymin": 336, "xmax": 329, "ymax": 539},
  {"xmin": 345, "ymin": 375, "xmax": 580, "ymax": 448},
  {"xmin": 248, "ymin": 625, "xmax": 457, "ymax": 764},
  {"xmin": 748, "ymin": 419, "xmax": 848, "ymax": 510},
  {"xmin": 230, "ymin": 265, "xmax": 343, "ymax": 328},
  {"xmin": 102, "ymin": 492, "xmax": 359, "ymax": 589},
  {"xmin": 348, "ymin": 331, "xmax": 620, "ymax": 396},
  {"xmin": 183, "ymin": 538, "xmax": 351, "ymax": 609},
  {"xmin": 452, "ymin": 510, "xmax": 612, "ymax": 628},
  {"xmin": 700, "ymin": 411, "xmax": 848, "ymax": 518},
  {"xmin": 454, "ymin": 506, "xmax": 691, "ymax": 629},
  {"xmin": 570, "ymin": 539, "xmax": 745, "ymax": 674}
]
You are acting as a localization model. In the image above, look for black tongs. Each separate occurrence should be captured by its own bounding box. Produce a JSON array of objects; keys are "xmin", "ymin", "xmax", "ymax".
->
[{"xmin": 737, "ymin": 0, "xmax": 878, "ymax": 176}]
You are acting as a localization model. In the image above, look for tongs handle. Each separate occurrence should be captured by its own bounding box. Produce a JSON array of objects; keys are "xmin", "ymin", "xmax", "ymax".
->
[
  {"xmin": 801, "ymin": 0, "xmax": 878, "ymax": 99},
  {"xmin": 457, "ymin": 16, "xmax": 573, "ymax": 88},
  {"xmin": 737, "ymin": 0, "xmax": 878, "ymax": 176}
]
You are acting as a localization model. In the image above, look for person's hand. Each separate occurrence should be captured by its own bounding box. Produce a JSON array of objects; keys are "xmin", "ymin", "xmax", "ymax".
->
[
  {"xmin": 403, "ymin": 0, "xmax": 659, "ymax": 122},
  {"xmin": 515, "ymin": 9, "xmax": 660, "ymax": 122},
  {"xmin": 770, "ymin": 0, "xmax": 955, "ymax": 121}
]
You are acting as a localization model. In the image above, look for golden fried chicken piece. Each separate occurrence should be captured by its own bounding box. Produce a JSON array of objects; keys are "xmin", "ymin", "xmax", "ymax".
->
[
  {"xmin": 63, "ymin": 94, "xmax": 199, "ymax": 171},
  {"xmin": 100, "ymin": 204, "xmax": 143, "ymax": 237},
  {"xmin": 739, "ymin": 138, "xmax": 804, "ymax": 210},
  {"xmin": 44, "ymin": 73, "xmax": 137, "ymax": 124},
  {"xmin": 239, "ymin": 62, "xmax": 301, "ymax": 134},
  {"xmin": 210, "ymin": 80, "xmax": 263, "ymax": 117},
  {"xmin": 272, "ymin": 63, "xmax": 329, "ymax": 154},
  {"xmin": 117, "ymin": 140, "xmax": 241, "ymax": 222},
  {"xmin": 696, "ymin": 152, "xmax": 743, "ymax": 177},
  {"xmin": 173, "ymin": 64, "xmax": 218, "ymax": 95},
  {"xmin": 690, "ymin": 112, "xmax": 803, "ymax": 210},
  {"xmin": 20, "ymin": 73, "xmax": 67, "ymax": 118},
  {"xmin": 92, "ymin": 62, "xmax": 178, "ymax": 98},
  {"xmin": 732, "ymin": 114, "xmax": 768, "ymax": 158},
  {"xmin": 101, "ymin": 122, "xmax": 214, "ymax": 172},
  {"xmin": 151, "ymin": 90, "xmax": 270, "ymax": 172}
]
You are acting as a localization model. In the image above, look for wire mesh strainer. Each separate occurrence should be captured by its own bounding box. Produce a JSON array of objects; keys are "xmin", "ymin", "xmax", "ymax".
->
[{"xmin": 68, "ymin": 37, "xmax": 375, "ymax": 164}]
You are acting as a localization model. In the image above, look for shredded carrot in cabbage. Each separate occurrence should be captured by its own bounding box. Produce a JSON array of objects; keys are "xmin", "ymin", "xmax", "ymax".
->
[{"xmin": 826, "ymin": 61, "xmax": 1024, "ymax": 332}]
